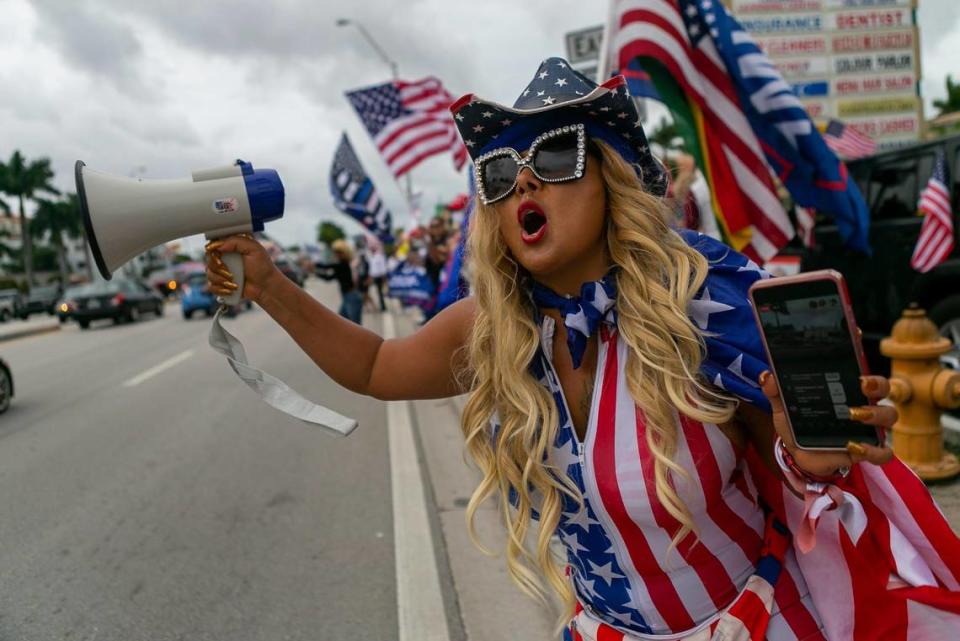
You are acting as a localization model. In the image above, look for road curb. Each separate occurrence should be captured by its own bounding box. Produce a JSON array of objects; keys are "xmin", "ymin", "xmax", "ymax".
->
[{"xmin": 0, "ymin": 322, "xmax": 61, "ymax": 342}]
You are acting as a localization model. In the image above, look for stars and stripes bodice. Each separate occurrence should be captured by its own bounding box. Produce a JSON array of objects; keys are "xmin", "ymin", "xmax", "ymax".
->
[
  {"xmin": 513, "ymin": 231, "xmax": 826, "ymax": 637},
  {"xmin": 533, "ymin": 316, "xmax": 769, "ymax": 636}
]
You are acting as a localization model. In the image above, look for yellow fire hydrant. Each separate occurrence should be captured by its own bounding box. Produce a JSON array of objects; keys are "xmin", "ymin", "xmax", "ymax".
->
[{"xmin": 880, "ymin": 305, "xmax": 960, "ymax": 481}]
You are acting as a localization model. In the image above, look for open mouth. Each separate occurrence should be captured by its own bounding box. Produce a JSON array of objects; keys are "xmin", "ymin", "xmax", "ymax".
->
[
  {"xmin": 518, "ymin": 201, "xmax": 547, "ymax": 243},
  {"xmin": 522, "ymin": 210, "xmax": 546, "ymax": 235}
]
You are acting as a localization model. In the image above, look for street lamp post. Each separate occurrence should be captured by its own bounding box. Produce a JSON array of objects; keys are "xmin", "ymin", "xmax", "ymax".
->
[{"xmin": 336, "ymin": 18, "xmax": 414, "ymax": 216}]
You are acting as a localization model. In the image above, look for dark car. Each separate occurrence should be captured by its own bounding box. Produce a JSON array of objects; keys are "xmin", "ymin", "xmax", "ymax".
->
[
  {"xmin": 275, "ymin": 257, "xmax": 305, "ymax": 287},
  {"xmin": 0, "ymin": 289, "xmax": 23, "ymax": 323},
  {"xmin": 798, "ymin": 134, "xmax": 960, "ymax": 375},
  {"xmin": 63, "ymin": 279, "xmax": 165, "ymax": 329},
  {"xmin": 0, "ymin": 356, "xmax": 12, "ymax": 414},
  {"xmin": 19, "ymin": 285, "xmax": 62, "ymax": 319},
  {"xmin": 146, "ymin": 268, "xmax": 181, "ymax": 299}
]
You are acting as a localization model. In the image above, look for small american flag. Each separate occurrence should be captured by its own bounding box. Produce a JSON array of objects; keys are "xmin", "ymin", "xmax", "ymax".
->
[
  {"xmin": 823, "ymin": 119, "xmax": 876, "ymax": 160},
  {"xmin": 911, "ymin": 151, "xmax": 955, "ymax": 272},
  {"xmin": 346, "ymin": 77, "xmax": 467, "ymax": 178}
]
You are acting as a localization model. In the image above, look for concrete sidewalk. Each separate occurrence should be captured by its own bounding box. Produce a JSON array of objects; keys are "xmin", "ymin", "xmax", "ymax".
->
[
  {"xmin": 0, "ymin": 315, "xmax": 60, "ymax": 342},
  {"xmin": 393, "ymin": 307, "xmax": 559, "ymax": 641}
]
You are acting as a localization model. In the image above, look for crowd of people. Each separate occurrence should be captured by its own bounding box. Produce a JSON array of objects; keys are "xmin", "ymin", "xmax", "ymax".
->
[{"xmin": 314, "ymin": 209, "xmax": 462, "ymax": 327}]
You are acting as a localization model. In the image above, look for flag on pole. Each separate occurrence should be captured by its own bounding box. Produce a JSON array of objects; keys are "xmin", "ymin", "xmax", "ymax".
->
[
  {"xmin": 346, "ymin": 77, "xmax": 467, "ymax": 178},
  {"xmin": 606, "ymin": 0, "xmax": 871, "ymax": 259},
  {"xmin": 329, "ymin": 133, "xmax": 394, "ymax": 242},
  {"xmin": 824, "ymin": 119, "xmax": 877, "ymax": 160},
  {"xmin": 911, "ymin": 151, "xmax": 955, "ymax": 273}
]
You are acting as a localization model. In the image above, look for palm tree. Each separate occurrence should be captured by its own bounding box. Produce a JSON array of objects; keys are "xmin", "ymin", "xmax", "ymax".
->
[
  {"xmin": 31, "ymin": 194, "xmax": 84, "ymax": 288},
  {"xmin": 933, "ymin": 75, "xmax": 960, "ymax": 118},
  {"xmin": 0, "ymin": 151, "xmax": 60, "ymax": 287}
]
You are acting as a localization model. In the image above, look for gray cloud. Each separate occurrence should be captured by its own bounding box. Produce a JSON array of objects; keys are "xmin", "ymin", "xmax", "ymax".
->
[{"xmin": 31, "ymin": 0, "xmax": 150, "ymax": 97}]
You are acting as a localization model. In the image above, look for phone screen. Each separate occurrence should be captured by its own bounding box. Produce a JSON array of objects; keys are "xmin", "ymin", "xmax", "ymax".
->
[{"xmin": 752, "ymin": 278, "xmax": 879, "ymax": 448}]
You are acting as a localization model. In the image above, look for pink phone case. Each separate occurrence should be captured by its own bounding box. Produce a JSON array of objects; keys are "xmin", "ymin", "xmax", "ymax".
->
[{"xmin": 748, "ymin": 269, "xmax": 881, "ymax": 451}]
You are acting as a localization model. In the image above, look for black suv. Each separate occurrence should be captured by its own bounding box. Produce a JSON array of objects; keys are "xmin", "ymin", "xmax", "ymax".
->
[{"xmin": 799, "ymin": 135, "xmax": 959, "ymax": 374}]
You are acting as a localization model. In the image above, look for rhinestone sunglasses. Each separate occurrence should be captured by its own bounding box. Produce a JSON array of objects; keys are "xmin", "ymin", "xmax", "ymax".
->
[{"xmin": 475, "ymin": 124, "xmax": 587, "ymax": 205}]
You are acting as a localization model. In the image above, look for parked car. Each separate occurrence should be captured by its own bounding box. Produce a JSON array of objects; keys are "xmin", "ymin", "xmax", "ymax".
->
[
  {"xmin": 19, "ymin": 285, "xmax": 62, "ymax": 319},
  {"xmin": 0, "ymin": 289, "xmax": 23, "ymax": 323},
  {"xmin": 180, "ymin": 271, "xmax": 250, "ymax": 319},
  {"xmin": 63, "ymin": 279, "xmax": 164, "ymax": 329},
  {"xmin": 275, "ymin": 256, "xmax": 305, "ymax": 287},
  {"xmin": 0, "ymin": 356, "xmax": 13, "ymax": 414},
  {"xmin": 797, "ymin": 134, "xmax": 960, "ymax": 375}
]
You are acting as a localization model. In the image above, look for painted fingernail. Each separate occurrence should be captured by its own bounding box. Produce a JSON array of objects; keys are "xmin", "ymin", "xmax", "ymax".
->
[
  {"xmin": 758, "ymin": 371, "xmax": 770, "ymax": 386},
  {"xmin": 216, "ymin": 268, "xmax": 234, "ymax": 280},
  {"xmin": 206, "ymin": 240, "xmax": 224, "ymax": 251},
  {"xmin": 846, "ymin": 441, "xmax": 867, "ymax": 457},
  {"xmin": 848, "ymin": 406, "xmax": 874, "ymax": 422},
  {"xmin": 224, "ymin": 281, "xmax": 239, "ymax": 290},
  {"xmin": 860, "ymin": 376, "xmax": 877, "ymax": 393}
]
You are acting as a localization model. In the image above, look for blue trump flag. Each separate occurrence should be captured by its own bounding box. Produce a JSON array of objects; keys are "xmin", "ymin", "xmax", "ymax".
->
[
  {"xmin": 434, "ymin": 168, "xmax": 476, "ymax": 313},
  {"xmin": 330, "ymin": 133, "xmax": 394, "ymax": 243},
  {"xmin": 693, "ymin": 0, "xmax": 871, "ymax": 254},
  {"xmin": 387, "ymin": 262, "xmax": 435, "ymax": 312}
]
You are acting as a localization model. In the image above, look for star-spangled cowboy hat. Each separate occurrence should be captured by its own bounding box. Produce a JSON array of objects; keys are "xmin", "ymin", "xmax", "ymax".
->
[{"xmin": 450, "ymin": 57, "xmax": 667, "ymax": 196}]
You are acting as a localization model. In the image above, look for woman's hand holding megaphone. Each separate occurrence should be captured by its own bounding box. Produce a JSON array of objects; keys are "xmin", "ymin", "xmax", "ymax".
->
[{"xmin": 205, "ymin": 234, "xmax": 281, "ymax": 304}]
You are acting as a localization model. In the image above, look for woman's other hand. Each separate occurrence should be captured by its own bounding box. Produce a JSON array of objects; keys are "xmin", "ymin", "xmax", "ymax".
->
[
  {"xmin": 760, "ymin": 371, "xmax": 896, "ymax": 478},
  {"xmin": 205, "ymin": 234, "xmax": 281, "ymax": 303}
]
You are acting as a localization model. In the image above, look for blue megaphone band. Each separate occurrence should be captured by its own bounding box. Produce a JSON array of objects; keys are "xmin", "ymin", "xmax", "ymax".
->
[{"xmin": 237, "ymin": 160, "xmax": 285, "ymax": 231}]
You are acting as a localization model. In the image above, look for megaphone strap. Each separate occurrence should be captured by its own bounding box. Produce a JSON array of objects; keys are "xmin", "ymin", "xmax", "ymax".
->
[{"xmin": 208, "ymin": 306, "xmax": 358, "ymax": 436}]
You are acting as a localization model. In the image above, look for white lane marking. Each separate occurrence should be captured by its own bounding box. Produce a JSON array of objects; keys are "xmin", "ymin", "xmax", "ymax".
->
[
  {"xmin": 122, "ymin": 349, "xmax": 195, "ymax": 388},
  {"xmin": 382, "ymin": 312, "xmax": 451, "ymax": 641}
]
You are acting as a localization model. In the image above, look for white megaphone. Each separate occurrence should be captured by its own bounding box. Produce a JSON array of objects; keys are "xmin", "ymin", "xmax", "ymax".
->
[{"xmin": 75, "ymin": 159, "xmax": 284, "ymax": 305}]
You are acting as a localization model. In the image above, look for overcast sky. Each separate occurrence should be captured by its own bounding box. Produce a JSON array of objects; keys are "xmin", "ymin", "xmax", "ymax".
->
[{"xmin": 1, "ymin": 0, "xmax": 957, "ymax": 255}]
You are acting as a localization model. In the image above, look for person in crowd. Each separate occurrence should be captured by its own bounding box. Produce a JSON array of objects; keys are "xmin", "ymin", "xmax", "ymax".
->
[
  {"xmin": 367, "ymin": 241, "xmax": 389, "ymax": 312},
  {"xmin": 206, "ymin": 58, "xmax": 958, "ymax": 640},
  {"xmin": 314, "ymin": 239, "xmax": 362, "ymax": 324}
]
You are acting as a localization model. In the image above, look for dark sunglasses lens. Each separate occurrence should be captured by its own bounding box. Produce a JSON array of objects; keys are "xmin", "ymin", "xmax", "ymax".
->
[
  {"xmin": 532, "ymin": 132, "xmax": 580, "ymax": 180},
  {"xmin": 481, "ymin": 155, "xmax": 520, "ymax": 201}
]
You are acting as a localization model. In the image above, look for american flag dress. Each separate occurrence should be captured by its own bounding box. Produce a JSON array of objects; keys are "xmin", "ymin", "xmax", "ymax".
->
[{"xmin": 512, "ymin": 231, "xmax": 960, "ymax": 640}]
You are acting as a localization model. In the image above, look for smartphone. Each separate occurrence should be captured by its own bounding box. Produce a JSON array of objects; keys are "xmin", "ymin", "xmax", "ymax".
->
[{"xmin": 748, "ymin": 270, "xmax": 882, "ymax": 450}]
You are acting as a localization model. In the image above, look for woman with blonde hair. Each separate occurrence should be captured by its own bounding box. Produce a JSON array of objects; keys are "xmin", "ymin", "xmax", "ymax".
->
[{"xmin": 206, "ymin": 59, "xmax": 959, "ymax": 640}]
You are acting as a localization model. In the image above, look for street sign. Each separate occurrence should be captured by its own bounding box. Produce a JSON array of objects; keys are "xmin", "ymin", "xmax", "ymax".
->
[
  {"xmin": 565, "ymin": 26, "xmax": 604, "ymax": 66},
  {"xmin": 733, "ymin": 0, "xmax": 921, "ymax": 144}
]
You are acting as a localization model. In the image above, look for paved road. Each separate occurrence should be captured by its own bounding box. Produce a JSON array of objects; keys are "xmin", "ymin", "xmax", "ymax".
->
[{"xmin": 0, "ymin": 280, "xmax": 396, "ymax": 641}]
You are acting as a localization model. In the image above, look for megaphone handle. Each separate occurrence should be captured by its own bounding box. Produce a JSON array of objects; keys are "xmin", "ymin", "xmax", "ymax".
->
[{"xmin": 219, "ymin": 252, "xmax": 245, "ymax": 306}]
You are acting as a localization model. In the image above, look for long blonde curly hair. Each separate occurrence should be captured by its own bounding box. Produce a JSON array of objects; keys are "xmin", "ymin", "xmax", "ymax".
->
[{"xmin": 459, "ymin": 140, "xmax": 738, "ymax": 626}]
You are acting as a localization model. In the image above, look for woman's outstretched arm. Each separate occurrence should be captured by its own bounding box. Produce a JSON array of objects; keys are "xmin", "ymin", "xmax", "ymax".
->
[{"xmin": 206, "ymin": 235, "xmax": 475, "ymax": 401}]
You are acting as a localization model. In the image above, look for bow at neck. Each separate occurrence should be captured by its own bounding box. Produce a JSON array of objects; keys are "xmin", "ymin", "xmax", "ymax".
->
[{"xmin": 531, "ymin": 274, "xmax": 618, "ymax": 369}]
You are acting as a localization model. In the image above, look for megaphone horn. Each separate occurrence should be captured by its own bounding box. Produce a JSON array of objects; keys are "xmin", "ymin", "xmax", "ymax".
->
[{"xmin": 75, "ymin": 159, "xmax": 284, "ymax": 305}]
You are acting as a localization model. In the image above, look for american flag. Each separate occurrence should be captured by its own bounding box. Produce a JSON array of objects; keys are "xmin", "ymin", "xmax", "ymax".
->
[
  {"xmin": 606, "ymin": 0, "xmax": 794, "ymax": 263},
  {"xmin": 823, "ymin": 119, "xmax": 876, "ymax": 160},
  {"xmin": 911, "ymin": 152, "xmax": 955, "ymax": 272},
  {"xmin": 329, "ymin": 133, "xmax": 393, "ymax": 242},
  {"xmin": 345, "ymin": 77, "xmax": 467, "ymax": 178}
]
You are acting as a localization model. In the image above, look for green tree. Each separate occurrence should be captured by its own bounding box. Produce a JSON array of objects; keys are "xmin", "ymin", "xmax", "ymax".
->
[
  {"xmin": 650, "ymin": 116, "xmax": 683, "ymax": 151},
  {"xmin": 318, "ymin": 220, "xmax": 345, "ymax": 247},
  {"xmin": 933, "ymin": 75, "xmax": 960, "ymax": 118},
  {"xmin": 0, "ymin": 151, "xmax": 60, "ymax": 286},
  {"xmin": 31, "ymin": 193, "xmax": 84, "ymax": 288}
]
